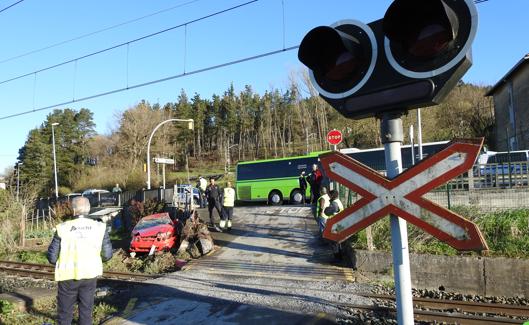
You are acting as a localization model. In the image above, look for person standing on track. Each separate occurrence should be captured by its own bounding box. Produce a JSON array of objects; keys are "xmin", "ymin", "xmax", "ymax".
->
[
  {"xmin": 220, "ymin": 181, "xmax": 236, "ymax": 231},
  {"xmin": 321, "ymin": 189, "xmax": 344, "ymax": 231},
  {"xmin": 299, "ymin": 171, "xmax": 308, "ymax": 205},
  {"xmin": 205, "ymin": 177, "xmax": 223, "ymax": 232},
  {"xmin": 307, "ymin": 164, "xmax": 323, "ymax": 204},
  {"xmin": 47, "ymin": 196, "xmax": 113, "ymax": 325},
  {"xmin": 197, "ymin": 175, "xmax": 207, "ymax": 208},
  {"xmin": 316, "ymin": 186, "xmax": 330, "ymax": 232}
]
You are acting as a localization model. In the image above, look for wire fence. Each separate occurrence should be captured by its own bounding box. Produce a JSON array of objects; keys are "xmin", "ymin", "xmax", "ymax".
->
[{"xmin": 31, "ymin": 161, "xmax": 529, "ymax": 230}]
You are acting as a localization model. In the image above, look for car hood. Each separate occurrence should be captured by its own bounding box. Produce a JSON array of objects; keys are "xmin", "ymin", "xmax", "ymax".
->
[{"xmin": 133, "ymin": 224, "xmax": 174, "ymax": 237}]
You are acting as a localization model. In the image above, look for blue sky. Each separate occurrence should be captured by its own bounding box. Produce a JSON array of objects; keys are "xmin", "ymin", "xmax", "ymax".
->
[{"xmin": 0, "ymin": 0, "xmax": 528, "ymax": 173}]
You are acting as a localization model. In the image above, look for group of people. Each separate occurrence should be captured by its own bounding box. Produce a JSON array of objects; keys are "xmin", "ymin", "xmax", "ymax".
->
[
  {"xmin": 47, "ymin": 176, "xmax": 236, "ymax": 324},
  {"xmin": 197, "ymin": 176, "xmax": 235, "ymax": 233},
  {"xmin": 299, "ymin": 163, "xmax": 344, "ymax": 234}
]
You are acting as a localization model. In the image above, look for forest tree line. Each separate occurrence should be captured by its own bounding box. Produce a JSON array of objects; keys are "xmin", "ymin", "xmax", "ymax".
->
[{"xmin": 12, "ymin": 77, "xmax": 493, "ymax": 196}]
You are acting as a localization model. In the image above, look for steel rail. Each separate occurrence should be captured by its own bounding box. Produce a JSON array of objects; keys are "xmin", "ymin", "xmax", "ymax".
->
[
  {"xmin": 0, "ymin": 260, "xmax": 158, "ymax": 282},
  {"xmin": 365, "ymin": 293, "xmax": 529, "ymax": 318},
  {"xmin": 339, "ymin": 303, "xmax": 524, "ymax": 325}
]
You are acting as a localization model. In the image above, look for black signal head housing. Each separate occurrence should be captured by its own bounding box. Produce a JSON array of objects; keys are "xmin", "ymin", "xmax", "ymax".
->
[{"xmin": 298, "ymin": 0, "xmax": 478, "ymax": 119}]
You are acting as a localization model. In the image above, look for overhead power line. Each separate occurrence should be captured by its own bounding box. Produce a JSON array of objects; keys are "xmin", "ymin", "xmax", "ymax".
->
[
  {"xmin": 0, "ymin": 45, "xmax": 299, "ymax": 121},
  {"xmin": 0, "ymin": 0, "xmax": 258, "ymax": 87},
  {"xmin": 0, "ymin": 0, "xmax": 24, "ymax": 14},
  {"xmin": 0, "ymin": 0, "xmax": 204, "ymax": 65}
]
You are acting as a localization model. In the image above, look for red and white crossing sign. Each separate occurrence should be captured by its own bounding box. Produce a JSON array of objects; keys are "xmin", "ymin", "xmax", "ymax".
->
[
  {"xmin": 326, "ymin": 129, "xmax": 343, "ymax": 146},
  {"xmin": 320, "ymin": 139, "xmax": 488, "ymax": 251}
]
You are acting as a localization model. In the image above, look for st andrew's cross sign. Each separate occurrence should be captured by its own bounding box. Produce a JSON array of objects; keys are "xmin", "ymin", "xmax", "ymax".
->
[{"xmin": 319, "ymin": 139, "xmax": 488, "ymax": 251}]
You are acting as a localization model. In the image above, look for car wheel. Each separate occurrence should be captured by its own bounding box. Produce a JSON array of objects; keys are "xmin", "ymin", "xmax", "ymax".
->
[
  {"xmin": 290, "ymin": 189, "xmax": 304, "ymax": 205},
  {"xmin": 268, "ymin": 191, "xmax": 283, "ymax": 206}
]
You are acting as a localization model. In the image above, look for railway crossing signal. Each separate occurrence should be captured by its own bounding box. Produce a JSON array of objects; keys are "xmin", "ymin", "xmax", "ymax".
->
[
  {"xmin": 299, "ymin": 1, "xmax": 482, "ymax": 323},
  {"xmin": 298, "ymin": 0, "xmax": 478, "ymax": 119},
  {"xmin": 320, "ymin": 139, "xmax": 488, "ymax": 251}
]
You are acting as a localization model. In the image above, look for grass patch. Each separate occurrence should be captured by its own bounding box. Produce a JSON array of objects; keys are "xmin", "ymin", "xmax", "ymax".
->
[
  {"xmin": 348, "ymin": 207, "xmax": 529, "ymax": 258},
  {"xmin": 0, "ymin": 295, "xmax": 118, "ymax": 325}
]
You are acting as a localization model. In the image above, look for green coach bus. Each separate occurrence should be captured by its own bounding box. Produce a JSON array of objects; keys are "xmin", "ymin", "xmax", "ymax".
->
[
  {"xmin": 235, "ymin": 141, "xmax": 449, "ymax": 205},
  {"xmin": 236, "ymin": 151, "xmax": 327, "ymax": 205}
]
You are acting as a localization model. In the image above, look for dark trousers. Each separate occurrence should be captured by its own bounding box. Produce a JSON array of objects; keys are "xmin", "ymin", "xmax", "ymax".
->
[
  {"xmin": 300, "ymin": 187, "xmax": 307, "ymax": 205},
  {"xmin": 208, "ymin": 199, "xmax": 222, "ymax": 224},
  {"xmin": 57, "ymin": 278, "xmax": 97, "ymax": 325},
  {"xmin": 310, "ymin": 185, "xmax": 320, "ymax": 205},
  {"xmin": 199, "ymin": 189, "xmax": 206, "ymax": 208},
  {"xmin": 222, "ymin": 206, "xmax": 233, "ymax": 220}
]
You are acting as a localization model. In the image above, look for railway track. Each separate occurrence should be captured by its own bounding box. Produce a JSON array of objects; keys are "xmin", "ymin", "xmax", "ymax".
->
[
  {"xmin": 342, "ymin": 294, "xmax": 529, "ymax": 325},
  {"xmin": 0, "ymin": 260, "xmax": 158, "ymax": 282}
]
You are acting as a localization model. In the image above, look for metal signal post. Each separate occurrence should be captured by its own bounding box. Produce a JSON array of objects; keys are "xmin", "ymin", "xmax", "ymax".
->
[
  {"xmin": 297, "ymin": 0, "xmax": 480, "ymax": 323},
  {"xmin": 381, "ymin": 111, "xmax": 414, "ymax": 324}
]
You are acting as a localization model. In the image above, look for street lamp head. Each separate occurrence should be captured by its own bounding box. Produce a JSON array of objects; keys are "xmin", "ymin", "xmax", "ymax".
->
[{"xmin": 51, "ymin": 122, "xmax": 59, "ymax": 126}]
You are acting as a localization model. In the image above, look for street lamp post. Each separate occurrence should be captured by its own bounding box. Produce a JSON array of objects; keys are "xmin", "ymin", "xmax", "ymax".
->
[
  {"xmin": 16, "ymin": 162, "xmax": 23, "ymax": 201},
  {"xmin": 51, "ymin": 123, "xmax": 59, "ymax": 198},
  {"xmin": 147, "ymin": 119, "xmax": 194, "ymax": 190},
  {"xmin": 225, "ymin": 144, "xmax": 239, "ymax": 175}
]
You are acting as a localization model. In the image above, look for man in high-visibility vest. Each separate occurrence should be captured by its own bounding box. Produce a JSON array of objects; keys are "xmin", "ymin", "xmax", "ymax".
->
[
  {"xmin": 197, "ymin": 176, "xmax": 207, "ymax": 208},
  {"xmin": 323, "ymin": 190, "xmax": 344, "ymax": 219},
  {"xmin": 47, "ymin": 196, "xmax": 113, "ymax": 325},
  {"xmin": 316, "ymin": 187, "xmax": 330, "ymax": 232},
  {"xmin": 323, "ymin": 190, "xmax": 345, "ymax": 259},
  {"xmin": 318, "ymin": 189, "xmax": 344, "ymax": 234},
  {"xmin": 220, "ymin": 181, "xmax": 236, "ymax": 231}
]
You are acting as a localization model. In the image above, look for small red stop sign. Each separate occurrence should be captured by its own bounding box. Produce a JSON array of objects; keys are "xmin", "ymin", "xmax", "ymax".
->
[{"xmin": 326, "ymin": 129, "xmax": 343, "ymax": 146}]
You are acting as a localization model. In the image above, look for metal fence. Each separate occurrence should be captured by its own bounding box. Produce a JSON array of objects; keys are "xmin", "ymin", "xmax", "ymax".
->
[{"xmin": 31, "ymin": 186, "xmax": 197, "ymax": 231}]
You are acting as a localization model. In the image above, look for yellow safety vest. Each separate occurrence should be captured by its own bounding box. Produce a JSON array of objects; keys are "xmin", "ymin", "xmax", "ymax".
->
[
  {"xmin": 54, "ymin": 217, "xmax": 106, "ymax": 281},
  {"xmin": 322, "ymin": 198, "xmax": 344, "ymax": 220},
  {"xmin": 334, "ymin": 199, "xmax": 344, "ymax": 212},
  {"xmin": 317, "ymin": 194, "xmax": 330, "ymax": 217},
  {"xmin": 223, "ymin": 187, "xmax": 235, "ymax": 207},
  {"xmin": 199, "ymin": 178, "xmax": 207, "ymax": 191}
]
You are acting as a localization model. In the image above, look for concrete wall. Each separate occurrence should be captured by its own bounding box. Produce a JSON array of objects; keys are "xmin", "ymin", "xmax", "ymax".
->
[{"xmin": 345, "ymin": 249, "xmax": 529, "ymax": 298}]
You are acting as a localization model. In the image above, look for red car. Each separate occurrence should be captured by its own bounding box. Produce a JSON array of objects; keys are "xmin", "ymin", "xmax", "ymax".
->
[{"xmin": 129, "ymin": 212, "xmax": 178, "ymax": 253}]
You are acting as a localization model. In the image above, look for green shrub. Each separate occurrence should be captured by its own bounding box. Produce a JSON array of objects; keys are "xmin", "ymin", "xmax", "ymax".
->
[{"xmin": 0, "ymin": 300, "xmax": 14, "ymax": 315}]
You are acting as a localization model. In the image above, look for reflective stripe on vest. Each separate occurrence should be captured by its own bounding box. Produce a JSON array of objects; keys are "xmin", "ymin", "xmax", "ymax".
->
[
  {"xmin": 317, "ymin": 194, "xmax": 330, "ymax": 216},
  {"xmin": 54, "ymin": 217, "xmax": 106, "ymax": 281},
  {"xmin": 223, "ymin": 188, "xmax": 235, "ymax": 207}
]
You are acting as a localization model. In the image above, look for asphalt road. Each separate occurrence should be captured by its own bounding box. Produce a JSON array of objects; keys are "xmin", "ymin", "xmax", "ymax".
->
[{"xmin": 105, "ymin": 206, "xmax": 373, "ymax": 325}]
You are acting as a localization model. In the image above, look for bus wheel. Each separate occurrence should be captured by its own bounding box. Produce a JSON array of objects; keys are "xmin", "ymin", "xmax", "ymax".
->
[
  {"xmin": 268, "ymin": 191, "xmax": 283, "ymax": 206},
  {"xmin": 290, "ymin": 190, "xmax": 304, "ymax": 205}
]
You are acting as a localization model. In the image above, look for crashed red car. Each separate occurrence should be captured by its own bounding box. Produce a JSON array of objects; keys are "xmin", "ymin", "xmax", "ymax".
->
[{"xmin": 129, "ymin": 212, "xmax": 178, "ymax": 253}]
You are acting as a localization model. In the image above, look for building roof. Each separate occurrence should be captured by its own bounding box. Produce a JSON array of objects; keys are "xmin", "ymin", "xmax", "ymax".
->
[{"xmin": 485, "ymin": 53, "xmax": 529, "ymax": 96}]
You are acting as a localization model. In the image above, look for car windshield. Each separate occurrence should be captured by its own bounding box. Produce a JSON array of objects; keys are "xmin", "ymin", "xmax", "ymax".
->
[{"xmin": 135, "ymin": 217, "xmax": 172, "ymax": 230}]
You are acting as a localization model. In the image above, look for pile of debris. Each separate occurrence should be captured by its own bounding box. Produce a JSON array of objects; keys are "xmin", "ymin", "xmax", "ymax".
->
[{"xmin": 176, "ymin": 211, "xmax": 214, "ymax": 259}]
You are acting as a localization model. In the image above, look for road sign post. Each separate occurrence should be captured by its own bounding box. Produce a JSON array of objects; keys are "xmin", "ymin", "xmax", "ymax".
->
[
  {"xmin": 320, "ymin": 137, "xmax": 488, "ymax": 324},
  {"xmin": 381, "ymin": 111, "xmax": 413, "ymax": 325},
  {"xmin": 154, "ymin": 157, "xmax": 175, "ymax": 189}
]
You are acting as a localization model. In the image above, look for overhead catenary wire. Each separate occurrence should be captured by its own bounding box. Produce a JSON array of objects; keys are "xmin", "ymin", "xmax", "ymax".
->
[
  {"xmin": 0, "ymin": 0, "xmax": 204, "ymax": 65},
  {"xmin": 0, "ymin": 45, "xmax": 299, "ymax": 121},
  {"xmin": 0, "ymin": 0, "xmax": 258, "ymax": 87},
  {"xmin": 0, "ymin": 0, "xmax": 24, "ymax": 14}
]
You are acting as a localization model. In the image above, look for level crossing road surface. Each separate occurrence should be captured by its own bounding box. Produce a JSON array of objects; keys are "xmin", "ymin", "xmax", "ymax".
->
[{"xmin": 105, "ymin": 206, "xmax": 372, "ymax": 324}]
